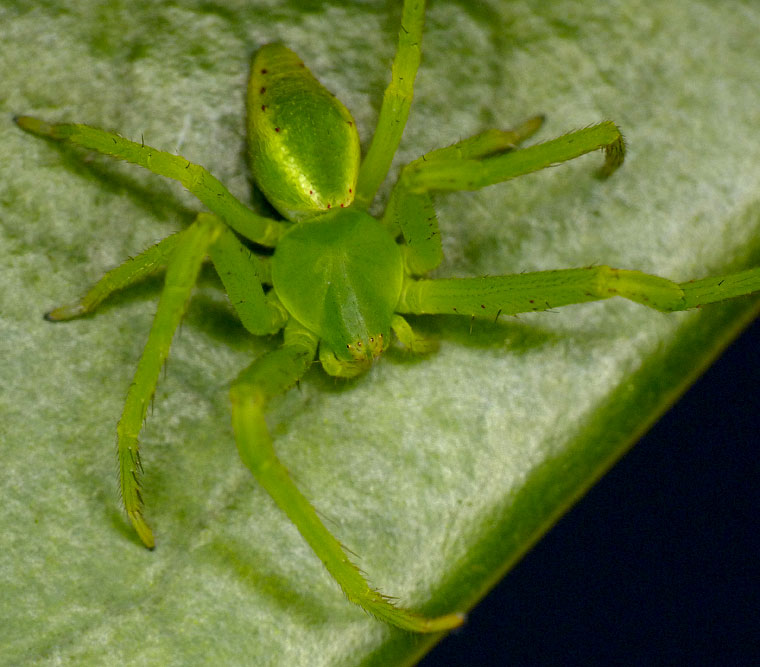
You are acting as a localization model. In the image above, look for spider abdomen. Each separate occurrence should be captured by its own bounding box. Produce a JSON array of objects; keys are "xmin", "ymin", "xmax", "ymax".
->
[{"xmin": 248, "ymin": 44, "xmax": 360, "ymax": 222}]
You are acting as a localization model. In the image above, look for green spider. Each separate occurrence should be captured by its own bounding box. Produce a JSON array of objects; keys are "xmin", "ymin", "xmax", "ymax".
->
[{"xmin": 15, "ymin": 0, "xmax": 760, "ymax": 633}]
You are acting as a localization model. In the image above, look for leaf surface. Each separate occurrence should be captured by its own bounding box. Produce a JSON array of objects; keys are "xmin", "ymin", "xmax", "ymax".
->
[{"xmin": 2, "ymin": 1, "xmax": 759, "ymax": 664}]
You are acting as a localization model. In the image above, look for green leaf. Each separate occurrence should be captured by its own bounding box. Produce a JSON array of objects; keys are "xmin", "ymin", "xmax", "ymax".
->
[{"xmin": 2, "ymin": 1, "xmax": 758, "ymax": 664}]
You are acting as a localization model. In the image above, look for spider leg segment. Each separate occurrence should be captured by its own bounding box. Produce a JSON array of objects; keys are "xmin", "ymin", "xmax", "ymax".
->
[
  {"xmin": 44, "ymin": 218, "xmax": 287, "ymax": 336},
  {"xmin": 14, "ymin": 115, "xmax": 286, "ymax": 246},
  {"xmin": 398, "ymin": 265, "xmax": 760, "ymax": 321},
  {"xmin": 208, "ymin": 225, "xmax": 288, "ymax": 335},
  {"xmin": 399, "ymin": 121, "xmax": 624, "ymax": 197},
  {"xmin": 354, "ymin": 0, "xmax": 426, "ymax": 207},
  {"xmin": 47, "ymin": 211, "xmax": 287, "ymax": 548},
  {"xmin": 678, "ymin": 267, "xmax": 760, "ymax": 308},
  {"xmin": 421, "ymin": 115, "xmax": 546, "ymax": 164},
  {"xmin": 44, "ymin": 231, "xmax": 184, "ymax": 321},
  {"xmin": 384, "ymin": 116, "xmax": 547, "ymax": 276},
  {"xmin": 116, "ymin": 213, "xmax": 223, "ymax": 548},
  {"xmin": 391, "ymin": 314, "xmax": 438, "ymax": 354},
  {"xmin": 230, "ymin": 320, "xmax": 462, "ymax": 631}
]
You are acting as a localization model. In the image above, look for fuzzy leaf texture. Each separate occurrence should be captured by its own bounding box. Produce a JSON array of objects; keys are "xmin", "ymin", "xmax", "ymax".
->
[{"xmin": 1, "ymin": 1, "xmax": 759, "ymax": 665}]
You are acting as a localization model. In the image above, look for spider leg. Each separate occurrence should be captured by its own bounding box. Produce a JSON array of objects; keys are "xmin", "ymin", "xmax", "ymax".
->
[
  {"xmin": 117, "ymin": 213, "xmax": 223, "ymax": 548},
  {"xmin": 208, "ymin": 225, "xmax": 288, "ymax": 335},
  {"xmin": 677, "ymin": 268, "xmax": 760, "ymax": 309},
  {"xmin": 354, "ymin": 0, "xmax": 425, "ymax": 207},
  {"xmin": 402, "ymin": 121, "xmax": 624, "ymax": 197},
  {"xmin": 111, "ymin": 212, "xmax": 291, "ymax": 546},
  {"xmin": 384, "ymin": 116, "xmax": 547, "ymax": 276},
  {"xmin": 14, "ymin": 115, "xmax": 286, "ymax": 246},
  {"xmin": 398, "ymin": 265, "xmax": 760, "ymax": 320},
  {"xmin": 421, "ymin": 115, "xmax": 545, "ymax": 163},
  {"xmin": 45, "ymin": 231, "xmax": 184, "ymax": 321},
  {"xmin": 391, "ymin": 314, "xmax": 438, "ymax": 354},
  {"xmin": 44, "ymin": 214, "xmax": 287, "ymax": 333},
  {"xmin": 230, "ymin": 320, "xmax": 463, "ymax": 632}
]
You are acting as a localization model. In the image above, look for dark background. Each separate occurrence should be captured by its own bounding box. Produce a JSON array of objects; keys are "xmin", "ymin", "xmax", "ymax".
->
[{"xmin": 421, "ymin": 316, "xmax": 760, "ymax": 666}]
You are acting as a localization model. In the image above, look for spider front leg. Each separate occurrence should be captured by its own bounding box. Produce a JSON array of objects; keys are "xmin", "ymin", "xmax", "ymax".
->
[
  {"xmin": 121, "ymin": 217, "xmax": 290, "ymax": 546},
  {"xmin": 397, "ymin": 265, "xmax": 760, "ymax": 321},
  {"xmin": 42, "ymin": 224, "xmax": 216, "ymax": 544},
  {"xmin": 230, "ymin": 321, "xmax": 463, "ymax": 632},
  {"xmin": 207, "ymin": 225, "xmax": 288, "ymax": 336}
]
